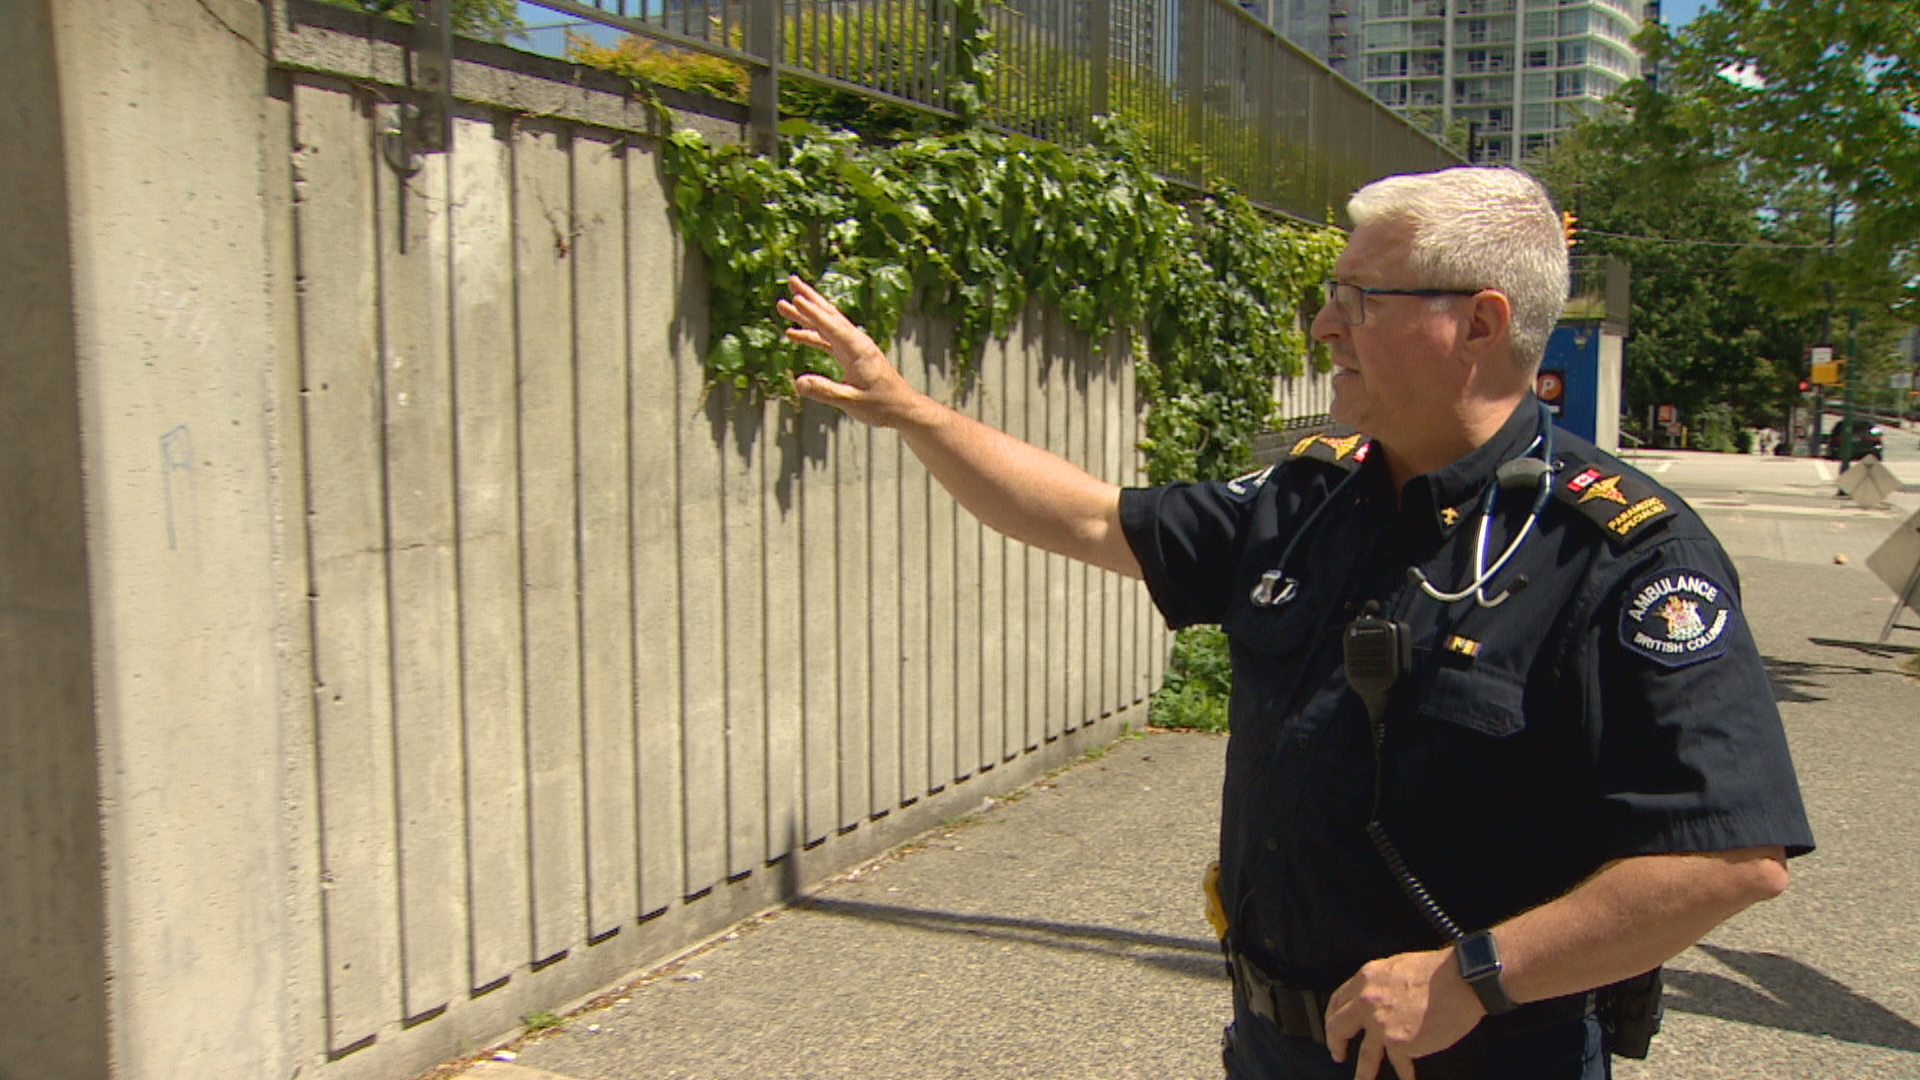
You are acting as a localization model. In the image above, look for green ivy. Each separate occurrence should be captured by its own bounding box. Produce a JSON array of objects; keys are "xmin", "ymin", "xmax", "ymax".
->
[{"xmin": 657, "ymin": 119, "xmax": 1342, "ymax": 485}]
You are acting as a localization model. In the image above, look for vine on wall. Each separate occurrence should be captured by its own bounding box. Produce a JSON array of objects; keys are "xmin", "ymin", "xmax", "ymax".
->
[{"xmin": 658, "ymin": 117, "xmax": 1343, "ymax": 484}]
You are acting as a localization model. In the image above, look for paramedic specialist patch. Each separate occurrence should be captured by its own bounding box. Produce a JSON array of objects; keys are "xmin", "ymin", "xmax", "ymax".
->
[{"xmin": 1620, "ymin": 568, "xmax": 1737, "ymax": 667}]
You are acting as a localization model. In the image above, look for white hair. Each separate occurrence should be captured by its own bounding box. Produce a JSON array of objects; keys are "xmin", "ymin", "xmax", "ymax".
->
[{"xmin": 1347, "ymin": 166, "xmax": 1568, "ymax": 370}]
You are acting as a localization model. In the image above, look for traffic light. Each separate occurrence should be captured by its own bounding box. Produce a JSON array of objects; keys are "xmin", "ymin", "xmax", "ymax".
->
[
  {"xmin": 1561, "ymin": 210, "xmax": 1579, "ymax": 248},
  {"xmin": 1798, "ymin": 379, "xmax": 1811, "ymax": 393}
]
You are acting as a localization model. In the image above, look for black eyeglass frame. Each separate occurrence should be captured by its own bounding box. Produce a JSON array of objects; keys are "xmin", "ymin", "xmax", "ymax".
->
[{"xmin": 1320, "ymin": 279, "xmax": 1485, "ymax": 325}]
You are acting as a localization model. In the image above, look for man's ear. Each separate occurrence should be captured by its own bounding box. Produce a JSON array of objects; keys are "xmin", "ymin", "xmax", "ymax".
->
[{"xmin": 1461, "ymin": 290, "xmax": 1512, "ymax": 361}]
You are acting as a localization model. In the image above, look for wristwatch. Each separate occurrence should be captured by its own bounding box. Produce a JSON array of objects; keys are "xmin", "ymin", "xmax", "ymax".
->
[{"xmin": 1455, "ymin": 930, "xmax": 1518, "ymax": 1015}]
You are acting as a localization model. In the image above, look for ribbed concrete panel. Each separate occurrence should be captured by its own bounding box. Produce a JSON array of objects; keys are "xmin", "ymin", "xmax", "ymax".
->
[
  {"xmin": 374, "ymin": 128, "xmax": 467, "ymax": 1022},
  {"xmin": 1003, "ymin": 337, "xmax": 1034, "ymax": 758},
  {"xmin": 797, "ymin": 401, "xmax": 840, "ymax": 847},
  {"xmin": 763, "ymin": 395, "xmax": 805, "ymax": 862},
  {"xmin": 448, "ymin": 112, "xmax": 533, "ymax": 992},
  {"xmin": 678, "ymin": 383, "xmax": 728, "ymax": 899},
  {"xmin": 293, "ymin": 80, "xmax": 404, "ymax": 1054},
  {"xmin": 925, "ymin": 333, "xmax": 956, "ymax": 793},
  {"xmin": 897, "ymin": 339, "xmax": 932, "ymax": 804},
  {"xmin": 834, "ymin": 421, "xmax": 873, "ymax": 829},
  {"xmin": 572, "ymin": 131, "xmax": 639, "ymax": 940},
  {"xmin": 512, "ymin": 120, "xmax": 588, "ymax": 961},
  {"xmin": 34, "ymin": 16, "xmax": 1171, "ymax": 1074},
  {"xmin": 978, "ymin": 339, "xmax": 1011, "ymax": 769},
  {"xmin": 721, "ymin": 390, "xmax": 768, "ymax": 876},
  {"xmin": 627, "ymin": 141, "xmax": 686, "ymax": 919},
  {"xmin": 868, "ymin": 412, "xmax": 903, "ymax": 816}
]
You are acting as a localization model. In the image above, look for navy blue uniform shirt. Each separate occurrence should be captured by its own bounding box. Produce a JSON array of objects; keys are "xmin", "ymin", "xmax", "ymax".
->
[{"xmin": 1119, "ymin": 399, "xmax": 1814, "ymax": 992}]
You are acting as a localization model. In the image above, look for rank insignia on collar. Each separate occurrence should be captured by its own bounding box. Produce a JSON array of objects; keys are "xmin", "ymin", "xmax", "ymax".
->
[
  {"xmin": 1620, "ymin": 568, "xmax": 1736, "ymax": 667},
  {"xmin": 1440, "ymin": 506, "xmax": 1462, "ymax": 528},
  {"xmin": 1444, "ymin": 635, "xmax": 1480, "ymax": 657},
  {"xmin": 1289, "ymin": 432, "xmax": 1373, "ymax": 468}
]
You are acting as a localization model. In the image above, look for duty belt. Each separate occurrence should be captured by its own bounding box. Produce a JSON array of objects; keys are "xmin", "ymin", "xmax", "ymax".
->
[
  {"xmin": 1227, "ymin": 948, "xmax": 1594, "ymax": 1047},
  {"xmin": 1228, "ymin": 950, "xmax": 1331, "ymax": 1044}
]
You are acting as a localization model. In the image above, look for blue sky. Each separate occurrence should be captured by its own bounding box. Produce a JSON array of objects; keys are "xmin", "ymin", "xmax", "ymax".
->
[{"xmin": 1663, "ymin": 0, "xmax": 1713, "ymax": 27}]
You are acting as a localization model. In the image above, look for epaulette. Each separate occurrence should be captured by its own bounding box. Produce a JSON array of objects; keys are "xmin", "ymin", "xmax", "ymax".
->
[
  {"xmin": 1550, "ymin": 448, "xmax": 1676, "ymax": 547},
  {"xmin": 1287, "ymin": 431, "xmax": 1373, "ymax": 471}
]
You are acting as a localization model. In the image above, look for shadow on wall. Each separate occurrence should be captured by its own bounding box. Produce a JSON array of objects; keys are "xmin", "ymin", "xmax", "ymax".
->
[{"xmin": 1665, "ymin": 944, "xmax": 1920, "ymax": 1054}]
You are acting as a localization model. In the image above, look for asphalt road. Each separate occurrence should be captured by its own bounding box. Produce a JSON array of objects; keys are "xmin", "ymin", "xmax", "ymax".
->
[{"xmin": 449, "ymin": 441, "xmax": 1920, "ymax": 1080}]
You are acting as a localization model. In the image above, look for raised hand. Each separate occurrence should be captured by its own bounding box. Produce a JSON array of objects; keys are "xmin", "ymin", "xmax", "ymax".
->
[{"xmin": 777, "ymin": 275, "xmax": 926, "ymax": 428}]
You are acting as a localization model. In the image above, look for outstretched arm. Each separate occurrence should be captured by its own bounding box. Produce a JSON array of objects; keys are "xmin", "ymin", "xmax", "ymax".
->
[{"xmin": 780, "ymin": 276, "xmax": 1142, "ymax": 578}]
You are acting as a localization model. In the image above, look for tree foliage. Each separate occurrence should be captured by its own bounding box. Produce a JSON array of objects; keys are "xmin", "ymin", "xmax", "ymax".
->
[
  {"xmin": 1648, "ymin": 0, "xmax": 1919, "ymax": 320},
  {"xmin": 1534, "ymin": 83, "xmax": 1821, "ymax": 428},
  {"xmin": 317, "ymin": 0, "xmax": 522, "ymax": 42}
]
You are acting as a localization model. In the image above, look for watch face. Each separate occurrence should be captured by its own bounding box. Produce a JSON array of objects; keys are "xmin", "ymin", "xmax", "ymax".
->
[{"xmin": 1458, "ymin": 932, "xmax": 1500, "ymax": 977}]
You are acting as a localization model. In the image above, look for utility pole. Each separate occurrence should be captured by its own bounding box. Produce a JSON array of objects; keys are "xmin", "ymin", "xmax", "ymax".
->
[{"xmin": 1813, "ymin": 194, "xmax": 1837, "ymax": 456}]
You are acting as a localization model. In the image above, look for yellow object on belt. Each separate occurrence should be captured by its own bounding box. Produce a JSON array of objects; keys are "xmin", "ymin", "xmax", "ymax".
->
[{"xmin": 1203, "ymin": 860, "xmax": 1229, "ymax": 938}]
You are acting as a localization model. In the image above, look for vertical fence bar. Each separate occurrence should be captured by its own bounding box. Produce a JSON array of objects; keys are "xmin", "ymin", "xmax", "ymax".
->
[{"xmin": 748, "ymin": 0, "xmax": 780, "ymax": 156}]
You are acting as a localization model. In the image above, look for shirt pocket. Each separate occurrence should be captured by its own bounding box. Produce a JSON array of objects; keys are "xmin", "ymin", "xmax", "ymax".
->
[{"xmin": 1415, "ymin": 663, "xmax": 1527, "ymax": 738}]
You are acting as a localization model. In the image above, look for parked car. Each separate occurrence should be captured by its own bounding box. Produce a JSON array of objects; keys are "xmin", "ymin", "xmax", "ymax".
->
[{"xmin": 1823, "ymin": 418, "xmax": 1885, "ymax": 461}]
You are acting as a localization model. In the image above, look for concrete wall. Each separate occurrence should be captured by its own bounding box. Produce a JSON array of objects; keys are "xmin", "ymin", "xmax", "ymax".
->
[
  {"xmin": 0, "ymin": 4, "xmax": 111, "ymax": 1078},
  {"xmin": 0, "ymin": 3, "xmax": 1172, "ymax": 1078}
]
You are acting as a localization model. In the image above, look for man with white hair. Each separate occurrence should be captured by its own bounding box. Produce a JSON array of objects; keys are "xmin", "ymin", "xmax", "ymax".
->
[{"xmin": 780, "ymin": 165, "xmax": 1812, "ymax": 1080}]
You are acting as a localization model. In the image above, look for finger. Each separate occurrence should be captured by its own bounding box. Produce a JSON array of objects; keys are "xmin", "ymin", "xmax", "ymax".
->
[
  {"xmin": 1350, "ymin": 1032, "xmax": 1385, "ymax": 1080},
  {"xmin": 1391, "ymin": 1051, "xmax": 1417, "ymax": 1080},
  {"xmin": 785, "ymin": 327, "xmax": 832, "ymax": 351},
  {"xmin": 792, "ymin": 373, "xmax": 859, "ymax": 405}
]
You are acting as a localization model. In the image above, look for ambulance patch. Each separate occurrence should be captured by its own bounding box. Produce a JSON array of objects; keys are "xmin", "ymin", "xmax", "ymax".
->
[{"xmin": 1620, "ymin": 568, "xmax": 1736, "ymax": 667}]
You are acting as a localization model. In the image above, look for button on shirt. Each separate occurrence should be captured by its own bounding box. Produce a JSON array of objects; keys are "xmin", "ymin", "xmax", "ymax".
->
[{"xmin": 1118, "ymin": 401, "xmax": 1814, "ymax": 991}]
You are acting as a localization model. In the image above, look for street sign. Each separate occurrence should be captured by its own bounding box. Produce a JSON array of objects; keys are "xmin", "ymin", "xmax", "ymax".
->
[
  {"xmin": 1809, "ymin": 345, "xmax": 1834, "ymax": 365},
  {"xmin": 1811, "ymin": 360, "xmax": 1844, "ymax": 386},
  {"xmin": 1536, "ymin": 369, "xmax": 1566, "ymax": 414},
  {"xmin": 1866, "ymin": 508, "xmax": 1920, "ymax": 643},
  {"xmin": 1838, "ymin": 457, "xmax": 1898, "ymax": 507}
]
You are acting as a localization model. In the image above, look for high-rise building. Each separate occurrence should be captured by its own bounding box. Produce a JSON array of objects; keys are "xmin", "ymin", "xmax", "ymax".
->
[{"xmin": 1244, "ymin": 0, "xmax": 1648, "ymax": 164}]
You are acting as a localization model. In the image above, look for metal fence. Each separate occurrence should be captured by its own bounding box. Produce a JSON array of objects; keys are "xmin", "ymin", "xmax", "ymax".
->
[{"xmin": 521, "ymin": 0, "xmax": 1461, "ymax": 224}]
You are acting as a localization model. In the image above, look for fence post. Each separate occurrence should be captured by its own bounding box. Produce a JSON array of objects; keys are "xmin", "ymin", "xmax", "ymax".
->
[
  {"xmin": 748, "ymin": 0, "xmax": 781, "ymax": 156},
  {"xmin": 1181, "ymin": 0, "xmax": 1204, "ymax": 177},
  {"xmin": 1089, "ymin": 0, "xmax": 1110, "ymax": 119}
]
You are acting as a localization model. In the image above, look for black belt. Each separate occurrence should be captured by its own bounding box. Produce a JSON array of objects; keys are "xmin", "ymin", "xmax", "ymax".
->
[
  {"xmin": 1228, "ymin": 950, "xmax": 1331, "ymax": 1044},
  {"xmin": 1228, "ymin": 949, "xmax": 1592, "ymax": 1048}
]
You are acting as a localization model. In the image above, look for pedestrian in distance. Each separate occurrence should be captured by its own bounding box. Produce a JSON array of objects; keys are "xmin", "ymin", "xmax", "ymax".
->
[{"xmin": 778, "ymin": 165, "xmax": 1813, "ymax": 1080}]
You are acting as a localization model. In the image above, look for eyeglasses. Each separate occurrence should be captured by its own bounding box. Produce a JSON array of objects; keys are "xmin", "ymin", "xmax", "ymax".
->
[{"xmin": 1320, "ymin": 279, "xmax": 1483, "ymax": 326}]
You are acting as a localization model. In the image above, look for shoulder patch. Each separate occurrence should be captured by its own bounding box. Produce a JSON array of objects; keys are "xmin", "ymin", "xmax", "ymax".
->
[
  {"xmin": 1619, "ymin": 568, "xmax": 1737, "ymax": 667},
  {"xmin": 1553, "ymin": 458, "xmax": 1675, "ymax": 546},
  {"xmin": 1288, "ymin": 432, "xmax": 1372, "ymax": 470}
]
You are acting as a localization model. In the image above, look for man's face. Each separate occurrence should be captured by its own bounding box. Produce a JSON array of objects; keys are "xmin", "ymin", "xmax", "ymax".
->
[{"xmin": 1312, "ymin": 221, "xmax": 1472, "ymax": 446}]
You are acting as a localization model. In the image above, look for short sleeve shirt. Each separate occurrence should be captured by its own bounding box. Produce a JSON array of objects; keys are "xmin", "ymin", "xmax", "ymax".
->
[{"xmin": 1119, "ymin": 402, "xmax": 1814, "ymax": 990}]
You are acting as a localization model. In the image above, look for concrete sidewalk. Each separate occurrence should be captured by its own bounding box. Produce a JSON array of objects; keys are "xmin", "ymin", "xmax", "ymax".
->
[{"xmin": 437, "ymin": 513, "xmax": 1920, "ymax": 1080}]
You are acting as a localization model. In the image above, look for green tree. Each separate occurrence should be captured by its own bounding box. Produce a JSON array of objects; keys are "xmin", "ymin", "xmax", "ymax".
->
[
  {"xmin": 317, "ymin": 0, "xmax": 522, "ymax": 42},
  {"xmin": 1649, "ymin": 0, "xmax": 1919, "ymax": 321},
  {"xmin": 1534, "ymin": 83, "xmax": 1820, "ymax": 432}
]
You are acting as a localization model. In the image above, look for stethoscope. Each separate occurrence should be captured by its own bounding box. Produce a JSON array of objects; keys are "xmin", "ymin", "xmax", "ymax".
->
[{"xmin": 1249, "ymin": 400, "xmax": 1557, "ymax": 612}]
